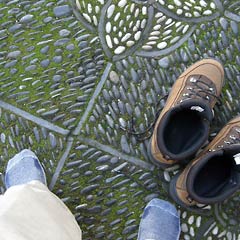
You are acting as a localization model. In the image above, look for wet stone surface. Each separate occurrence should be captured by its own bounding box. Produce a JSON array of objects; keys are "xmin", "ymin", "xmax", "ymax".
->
[{"xmin": 0, "ymin": 0, "xmax": 240, "ymax": 239}]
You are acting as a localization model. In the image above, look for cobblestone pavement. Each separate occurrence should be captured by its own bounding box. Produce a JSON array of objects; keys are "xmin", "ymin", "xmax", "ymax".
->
[{"xmin": 0, "ymin": 0, "xmax": 240, "ymax": 239}]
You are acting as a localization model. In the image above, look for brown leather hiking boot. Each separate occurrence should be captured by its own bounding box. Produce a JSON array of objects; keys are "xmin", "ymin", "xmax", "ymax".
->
[
  {"xmin": 169, "ymin": 116, "xmax": 240, "ymax": 207},
  {"xmin": 148, "ymin": 59, "xmax": 224, "ymax": 168}
]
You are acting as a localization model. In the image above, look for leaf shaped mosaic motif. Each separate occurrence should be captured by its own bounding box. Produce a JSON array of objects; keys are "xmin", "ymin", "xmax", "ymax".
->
[
  {"xmin": 139, "ymin": 12, "xmax": 196, "ymax": 56},
  {"xmin": 155, "ymin": 0, "xmax": 219, "ymax": 18},
  {"xmin": 74, "ymin": 0, "xmax": 106, "ymax": 28},
  {"xmin": 99, "ymin": 0, "xmax": 154, "ymax": 60}
]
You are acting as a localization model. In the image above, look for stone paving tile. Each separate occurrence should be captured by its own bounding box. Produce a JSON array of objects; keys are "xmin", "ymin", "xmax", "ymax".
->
[
  {"xmin": 53, "ymin": 137, "xmax": 163, "ymax": 239},
  {"xmin": 0, "ymin": 0, "xmax": 105, "ymax": 130},
  {"xmin": 0, "ymin": 105, "xmax": 67, "ymax": 193},
  {"xmin": 0, "ymin": 0, "xmax": 240, "ymax": 239}
]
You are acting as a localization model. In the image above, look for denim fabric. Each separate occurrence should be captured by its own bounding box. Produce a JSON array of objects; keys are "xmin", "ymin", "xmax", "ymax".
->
[
  {"xmin": 5, "ymin": 149, "xmax": 47, "ymax": 189},
  {"xmin": 137, "ymin": 198, "xmax": 181, "ymax": 240}
]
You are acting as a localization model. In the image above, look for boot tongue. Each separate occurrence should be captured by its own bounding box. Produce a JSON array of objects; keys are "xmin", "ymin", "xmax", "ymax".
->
[{"xmin": 178, "ymin": 99, "xmax": 213, "ymax": 122}]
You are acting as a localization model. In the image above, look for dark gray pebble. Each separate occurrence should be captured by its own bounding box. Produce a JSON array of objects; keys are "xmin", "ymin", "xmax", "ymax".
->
[
  {"xmin": 4, "ymin": 60, "xmax": 17, "ymax": 68},
  {"xmin": 219, "ymin": 17, "xmax": 228, "ymax": 30},
  {"xmin": 43, "ymin": 17, "xmax": 52, "ymax": 23},
  {"xmin": 20, "ymin": 14, "xmax": 34, "ymax": 23},
  {"xmin": 66, "ymin": 43, "xmax": 75, "ymax": 51},
  {"xmin": 8, "ymin": 23, "xmax": 22, "ymax": 33},
  {"xmin": 53, "ymin": 5, "xmax": 72, "ymax": 18},
  {"xmin": 59, "ymin": 29, "xmax": 71, "ymax": 37},
  {"xmin": 40, "ymin": 59, "xmax": 50, "ymax": 68},
  {"xmin": 54, "ymin": 38, "xmax": 70, "ymax": 46},
  {"xmin": 25, "ymin": 65, "xmax": 36, "ymax": 71},
  {"xmin": 40, "ymin": 45, "xmax": 50, "ymax": 54},
  {"xmin": 53, "ymin": 56, "xmax": 62, "ymax": 63},
  {"xmin": 7, "ymin": 50, "xmax": 21, "ymax": 59}
]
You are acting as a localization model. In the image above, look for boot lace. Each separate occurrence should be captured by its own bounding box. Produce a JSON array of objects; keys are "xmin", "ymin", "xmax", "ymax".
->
[
  {"xmin": 120, "ymin": 75, "xmax": 222, "ymax": 141},
  {"xmin": 215, "ymin": 127, "xmax": 240, "ymax": 149},
  {"xmin": 120, "ymin": 94, "xmax": 169, "ymax": 141},
  {"xmin": 180, "ymin": 75, "xmax": 220, "ymax": 104}
]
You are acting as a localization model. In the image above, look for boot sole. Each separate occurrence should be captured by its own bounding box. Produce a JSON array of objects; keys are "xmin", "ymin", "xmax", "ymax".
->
[
  {"xmin": 169, "ymin": 173, "xmax": 211, "ymax": 215},
  {"xmin": 147, "ymin": 138, "xmax": 172, "ymax": 169}
]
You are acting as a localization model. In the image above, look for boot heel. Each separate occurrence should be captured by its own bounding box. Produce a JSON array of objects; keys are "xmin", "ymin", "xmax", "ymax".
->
[{"xmin": 147, "ymin": 138, "xmax": 171, "ymax": 169}]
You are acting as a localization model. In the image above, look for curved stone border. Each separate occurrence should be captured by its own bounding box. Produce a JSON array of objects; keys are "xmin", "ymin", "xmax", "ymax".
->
[{"xmin": 69, "ymin": 0, "xmax": 96, "ymax": 32}]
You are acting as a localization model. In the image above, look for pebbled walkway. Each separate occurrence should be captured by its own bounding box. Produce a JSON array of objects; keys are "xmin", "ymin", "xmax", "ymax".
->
[{"xmin": 0, "ymin": 0, "xmax": 240, "ymax": 239}]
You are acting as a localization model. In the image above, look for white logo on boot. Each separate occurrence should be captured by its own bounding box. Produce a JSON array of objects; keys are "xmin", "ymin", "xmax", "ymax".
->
[
  {"xmin": 234, "ymin": 153, "xmax": 240, "ymax": 165},
  {"xmin": 190, "ymin": 106, "xmax": 204, "ymax": 112}
]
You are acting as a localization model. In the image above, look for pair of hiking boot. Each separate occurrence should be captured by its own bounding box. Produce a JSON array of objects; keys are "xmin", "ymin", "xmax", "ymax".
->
[{"xmin": 148, "ymin": 59, "xmax": 240, "ymax": 208}]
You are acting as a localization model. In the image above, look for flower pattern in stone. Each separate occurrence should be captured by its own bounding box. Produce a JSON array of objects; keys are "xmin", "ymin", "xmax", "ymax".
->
[{"xmin": 73, "ymin": 0, "xmax": 240, "ymax": 60}]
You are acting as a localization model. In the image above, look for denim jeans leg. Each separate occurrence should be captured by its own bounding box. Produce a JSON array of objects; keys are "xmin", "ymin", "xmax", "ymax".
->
[
  {"xmin": 5, "ymin": 149, "xmax": 47, "ymax": 189},
  {"xmin": 137, "ymin": 198, "xmax": 181, "ymax": 240}
]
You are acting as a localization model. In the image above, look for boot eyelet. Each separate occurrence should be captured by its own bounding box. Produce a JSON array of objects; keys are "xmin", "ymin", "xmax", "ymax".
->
[
  {"xmin": 236, "ymin": 128, "xmax": 240, "ymax": 133},
  {"xmin": 230, "ymin": 135, "xmax": 236, "ymax": 140},
  {"xmin": 189, "ymin": 77, "xmax": 197, "ymax": 83},
  {"xmin": 209, "ymin": 149, "xmax": 216, "ymax": 152}
]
